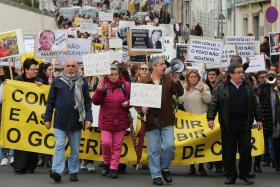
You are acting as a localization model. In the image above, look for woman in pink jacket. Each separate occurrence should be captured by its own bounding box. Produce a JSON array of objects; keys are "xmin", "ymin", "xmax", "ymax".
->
[{"xmin": 92, "ymin": 65, "xmax": 130, "ymax": 179}]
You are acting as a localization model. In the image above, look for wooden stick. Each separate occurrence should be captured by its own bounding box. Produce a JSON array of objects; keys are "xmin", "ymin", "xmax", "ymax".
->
[{"xmin": 8, "ymin": 58, "xmax": 13, "ymax": 80}]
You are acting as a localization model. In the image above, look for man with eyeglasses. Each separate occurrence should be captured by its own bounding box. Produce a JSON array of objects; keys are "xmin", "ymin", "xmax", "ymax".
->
[
  {"xmin": 44, "ymin": 59, "xmax": 92, "ymax": 183},
  {"xmin": 207, "ymin": 59, "xmax": 263, "ymax": 185}
]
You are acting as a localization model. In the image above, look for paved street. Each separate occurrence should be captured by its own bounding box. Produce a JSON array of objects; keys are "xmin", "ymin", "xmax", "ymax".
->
[{"xmin": 0, "ymin": 163, "xmax": 279, "ymax": 187}]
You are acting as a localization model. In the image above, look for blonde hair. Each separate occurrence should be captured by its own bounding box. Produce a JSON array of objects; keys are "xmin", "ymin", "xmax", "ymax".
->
[{"xmin": 185, "ymin": 69, "xmax": 201, "ymax": 91}]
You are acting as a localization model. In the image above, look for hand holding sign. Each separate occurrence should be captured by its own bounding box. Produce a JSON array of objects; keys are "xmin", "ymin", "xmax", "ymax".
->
[
  {"xmin": 208, "ymin": 120, "xmax": 215, "ymax": 129},
  {"xmin": 97, "ymin": 76, "xmax": 104, "ymax": 91}
]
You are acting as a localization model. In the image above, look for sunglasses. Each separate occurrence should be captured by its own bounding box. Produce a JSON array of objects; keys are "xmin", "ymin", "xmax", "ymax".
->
[
  {"xmin": 66, "ymin": 65, "xmax": 76, "ymax": 68},
  {"xmin": 140, "ymin": 68, "xmax": 148, "ymax": 71}
]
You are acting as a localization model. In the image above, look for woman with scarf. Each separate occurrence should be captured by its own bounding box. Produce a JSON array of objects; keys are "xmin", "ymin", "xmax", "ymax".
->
[{"xmin": 92, "ymin": 64, "xmax": 130, "ymax": 179}]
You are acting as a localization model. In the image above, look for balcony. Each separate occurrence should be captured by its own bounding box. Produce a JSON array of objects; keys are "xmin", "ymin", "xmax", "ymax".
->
[{"xmin": 227, "ymin": 0, "xmax": 271, "ymax": 8}]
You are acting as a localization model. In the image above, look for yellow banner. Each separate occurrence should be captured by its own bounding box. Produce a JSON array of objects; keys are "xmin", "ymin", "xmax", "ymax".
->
[
  {"xmin": 0, "ymin": 80, "xmax": 264, "ymax": 165},
  {"xmin": 0, "ymin": 31, "xmax": 17, "ymax": 39}
]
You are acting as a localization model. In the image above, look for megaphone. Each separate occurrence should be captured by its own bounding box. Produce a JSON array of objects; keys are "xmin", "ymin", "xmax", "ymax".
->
[{"xmin": 165, "ymin": 58, "xmax": 185, "ymax": 75}]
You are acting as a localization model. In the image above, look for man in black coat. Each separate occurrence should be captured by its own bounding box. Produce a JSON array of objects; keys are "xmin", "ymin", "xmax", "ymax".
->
[
  {"xmin": 44, "ymin": 59, "xmax": 92, "ymax": 183},
  {"xmin": 207, "ymin": 60, "xmax": 263, "ymax": 185}
]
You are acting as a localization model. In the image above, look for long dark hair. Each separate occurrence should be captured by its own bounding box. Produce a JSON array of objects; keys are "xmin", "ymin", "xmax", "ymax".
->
[{"xmin": 38, "ymin": 63, "xmax": 51, "ymax": 79}]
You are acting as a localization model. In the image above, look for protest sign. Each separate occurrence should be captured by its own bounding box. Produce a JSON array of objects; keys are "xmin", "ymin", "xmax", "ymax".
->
[
  {"xmin": 67, "ymin": 27, "xmax": 79, "ymax": 38},
  {"xmin": 109, "ymin": 38, "xmax": 123, "ymax": 49},
  {"xmin": 24, "ymin": 39, "xmax": 35, "ymax": 53},
  {"xmin": 176, "ymin": 43, "xmax": 188, "ymax": 60},
  {"xmin": 255, "ymin": 41, "xmax": 260, "ymax": 54},
  {"xmin": 186, "ymin": 62, "xmax": 204, "ymax": 75},
  {"xmin": 130, "ymin": 83, "xmax": 162, "ymax": 108},
  {"xmin": 187, "ymin": 36, "xmax": 223, "ymax": 64},
  {"xmin": 36, "ymin": 29, "xmax": 68, "ymax": 52},
  {"xmin": 101, "ymin": 23, "xmax": 111, "ymax": 38},
  {"xmin": 242, "ymin": 54, "xmax": 266, "ymax": 73},
  {"xmin": 151, "ymin": 36, "xmax": 175, "ymax": 61},
  {"xmin": 0, "ymin": 29, "xmax": 25, "ymax": 59},
  {"xmin": 119, "ymin": 21, "xmax": 135, "ymax": 39},
  {"xmin": 80, "ymin": 19, "xmax": 98, "ymax": 34},
  {"xmin": 99, "ymin": 11, "xmax": 114, "ymax": 22},
  {"xmin": 269, "ymin": 32, "xmax": 280, "ymax": 56},
  {"xmin": 225, "ymin": 36, "xmax": 255, "ymax": 57},
  {"xmin": 37, "ymin": 38, "xmax": 91, "ymax": 63},
  {"xmin": 130, "ymin": 26, "xmax": 165, "ymax": 52},
  {"xmin": 108, "ymin": 50, "xmax": 123, "ymax": 63},
  {"xmin": 82, "ymin": 52, "xmax": 111, "ymax": 76},
  {"xmin": 74, "ymin": 17, "xmax": 81, "ymax": 26},
  {"xmin": 0, "ymin": 80, "xmax": 264, "ymax": 164},
  {"xmin": 160, "ymin": 24, "xmax": 174, "ymax": 37}
]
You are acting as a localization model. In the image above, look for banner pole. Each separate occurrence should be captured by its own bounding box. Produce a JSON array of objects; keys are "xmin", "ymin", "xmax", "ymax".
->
[{"xmin": 8, "ymin": 57, "xmax": 14, "ymax": 80}]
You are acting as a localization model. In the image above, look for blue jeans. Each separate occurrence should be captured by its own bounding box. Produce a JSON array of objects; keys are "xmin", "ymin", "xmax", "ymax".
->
[
  {"xmin": 0, "ymin": 148, "xmax": 14, "ymax": 159},
  {"xmin": 52, "ymin": 129, "xmax": 81, "ymax": 175},
  {"xmin": 145, "ymin": 126, "xmax": 174, "ymax": 179}
]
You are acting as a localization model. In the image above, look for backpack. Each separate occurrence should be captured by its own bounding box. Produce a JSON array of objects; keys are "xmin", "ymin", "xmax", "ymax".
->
[{"xmin": 103, "ymin": 82, "xmax": 127, "ymax": 97}]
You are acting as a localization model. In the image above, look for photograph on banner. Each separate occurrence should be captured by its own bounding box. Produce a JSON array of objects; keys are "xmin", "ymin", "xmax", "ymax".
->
[
  {"xmin": 82, "ymin": 52, "xmax": 111, "ymax": 76},
  {"xmin": 130, "ymin": 83, "xmax": 162, "ymax": 108},
  {"xmin": 98, "ymin": 11, "xmax": 114, "ymax": 22},
  {"xmin": 242, "ymin": 54, "xmax": 266, "ymax": 73},
  {"xmin": 130, "ymin": 26, "xmax": 165, "ymax": 52},
  {"xmin": 187, "ymin": 36, "xmax": 223, "ymax": 64},
  {"xmin": 100, "ymin": 22, "xmax": 111, "ymax": 38},
  {"xmin": 36, "ymin": 29, "xmax": 68, "ymax": 52},
  {"xmin": 119, "ymin": 21, "xmax": 136, "ymax": 40},
  {"xmin": 0, "ymin": 29, "xmax": 24, "ymax": 59},
  {"xmin": 269, "ymin": 32, "xmax": 280, "ymax": 55},
  {"xmin": 160, "ymin": 24, "xmax": 174, "ymax": 37},
  {"xmin": 37, "ymin": 38, "xmax": 92, "ymax": 63},
  {"xmin": 111, "ymin": 25, "xmax": 118, "ymax": 38},
  {"xmin": 79, "ymin": 19, "xmax": 98, "ymax": 35},
  {"xmin": 176, "ymin": 43, "xmax": 188, "ymax": 62},
  {"xmin": 225, "ymin": 36, "xmax": 255, "ymax": 57},
  {"xmin": 109, "ymin": 38, "xmax": 123, "ymax": 49},
  {"xmin": 68, "ymin": 27, "xmax": 79, "ymax": 38}
]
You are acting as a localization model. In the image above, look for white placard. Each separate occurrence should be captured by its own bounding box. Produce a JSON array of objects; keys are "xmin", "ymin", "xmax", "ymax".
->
[
  {"xmin": 130, "ymin": 83, "xmax": 162, "ymax": 108},
  {"xmin": 99, "ymin": 12, "xmax": 114, "ymax": 22},
  {"xmin": 109, "ymin": 38, "xmax": 123, "ymax": 49},
  {"xmin": 255, "ymin": 41, "xmax": 260, "ymax": 54},
  {"xmin": 151, "ymin": 36, "xmax": 175, "ymax": 61},
  {"xmin": 80, "ymin": 19, "xmax": 98, "ymax": 34},
  {"xmin": 83, "ymin": 52, "xmax": 111, "ymax": 76},
  {"xmin": 37, "ymin": 38, "xmax": 91, "ymax": 63},
  {"xmin": 24, "ymin": 39, "xmax": 35, "ymax": 53},
  {"xmin": 187, "ymin": 36, "xmax": 223, "ymax": 64},
  {"xmin": 269, "ymin": 32, "xmax": 280, "ymax": 56},
  {"xmin": 0, "ymin": 29, "xmax": 25, "ymax": 59},
  {"xmin": 225, "ymin": 36, "xmax": 255, "ymax": 57},
  {"xmin": 206, "ymin": 45, "xmax": 236, "ymax": 69},
  {"xmin": 243, "ymin": 54, "xmax": 266, "ymax": 73},
  {"xmin": 109, "ymin": 50, "xmax": 123, "ymax": 63}
]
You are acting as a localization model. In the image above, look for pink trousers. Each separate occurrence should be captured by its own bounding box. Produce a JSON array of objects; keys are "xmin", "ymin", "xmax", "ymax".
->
[{"xmin": 101, "ymin": 130, "xmax": 126, "ymax": 170}]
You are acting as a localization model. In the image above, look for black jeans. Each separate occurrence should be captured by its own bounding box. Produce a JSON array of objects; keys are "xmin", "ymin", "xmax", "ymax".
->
[
  {"xmin": 273, "ymin": 137, "xmax": 280, "ymax": 170},
  {"xmin": 221, "ymin": 126, "xmax": 252, "ymax": 179}
]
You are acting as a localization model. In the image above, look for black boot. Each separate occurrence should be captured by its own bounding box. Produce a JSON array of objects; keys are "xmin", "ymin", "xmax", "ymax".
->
[
  {"xmin": 161, "ymin": 170, "xmax": 172, "ymax": 183},
  {"xmin": 102, "ymin": 164, "xmax": 110, "ymax": 176},
  {"xmin": 110, "ymin": 169, "xmax": 118, "ymax": 179}
]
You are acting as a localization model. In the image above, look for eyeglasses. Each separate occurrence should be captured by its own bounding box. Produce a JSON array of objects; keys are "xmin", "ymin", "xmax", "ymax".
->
[
  {"xmin": 140, "ymin": 68, "xmax": 148, "ymax": 71},
  {"xmin": 66, "ymin": 65, "xmax": 76, "ymax": 68}
]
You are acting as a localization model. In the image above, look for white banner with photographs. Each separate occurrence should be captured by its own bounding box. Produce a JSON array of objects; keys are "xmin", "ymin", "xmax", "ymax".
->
[
  {"xmin": 225, "ymin": 36, "xmax": 255, "ymax": 57},
  {"xmin": 0, "ymin": 29, "xmax": 25, "ymax": 59},
  {"xmin": 269, "ymin": 32, "xmax": 280, "ymax": 56},
  {"xmin": 187, "ymin": 36, "xmax": 223, "ymax": 64},
  {"xmin": 37, "ymin": 38, "xmax": 91, "ymax": 63},
  {"xmin": 130, "ymin": 83, "xmax": 162, "ymax": 108},
  {"xmin": 36, "ymin": 29, "xmax": 68, "ymax": 52},
  {"xmin": 130, "ymin": 26, "xmax": 165, "ymax": 52},
  {"xmin": 80, "ymin": 19, "xmax": 98, "ymax": 34}
]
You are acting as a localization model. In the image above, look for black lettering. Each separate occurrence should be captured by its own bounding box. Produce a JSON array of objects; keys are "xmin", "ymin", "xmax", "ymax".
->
[
  {"xmin": 26, "ymin": 111, "xmax": 39, "ymax": 124},
  {"xmin": 44, "ymin": 133, "xmax": 55, "ymax": 149},
  {"xmin": 86, "ymin": 139, "xmax": 98, "ymax": 154},
  {"xmin": 40, "ymin": 113, "xmax": 45, "ymax": 125},
  {"xmin": 211, "ymin": 141, "xmax": 222, "ymax": 155},
  {"xmin": 25, "ymin": 92, "xmax": 38, "ymax": 104},
  {"xmin": 251, "ymin": 137, "xmax": 257, "ymax": 151},
  {"xmin": 28, "ymin": 131, "xmax": 42, "ymax": 146},
  {"xmin": 121, "ymin": 143, "xmax": 128, "ymax": 157},
  {"xmin": 39, "ymin": 94, "xmax": 47, "ymax": 106},
  {"xmin": 177, "ymin": 133, "xmax": 188, "ymax": 141},
  {"xmin": 194, "ymin": 144, "xmax": 205, "ymax": 158},
  {"xmin": 175, "ymin": 119, "xmax": 184, "ymax": 129},
  {"xmin": 79, "ymin": 138, "xmax": 85, "ymax": 153},
  {"xmin": 7, "ymin": 128, "xmax": 20, "ymax": 143},
  {"xmin": 194, "ymin": 130, "xmax": 206, "ymax": 138},
  {"xmin": 12, "ymin": 89, "xmax": 23, "ymax": 102},
  {"xmin": 182, "ymin": 146, "xmax": 193, "ymax": 159},
  {"xmin": 9, "ymin": 108, "xmax": 20, "ymax": 121},
  {"xmin": 191, "ymin": 121, "xmax": 202, "ymax": 128}
]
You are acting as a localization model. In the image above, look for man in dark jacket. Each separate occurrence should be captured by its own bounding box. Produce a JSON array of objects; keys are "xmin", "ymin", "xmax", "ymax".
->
[
  {"xmin": 207, "ymin": 61, "xmax": 263, "ymax": 185},
  {"xmin": 44, "ymin": 59, "xmax": 92, "ymax": 183},
  {"xmin": 140, "ymin": 57, "xmax": 184, "ymax": 185}
]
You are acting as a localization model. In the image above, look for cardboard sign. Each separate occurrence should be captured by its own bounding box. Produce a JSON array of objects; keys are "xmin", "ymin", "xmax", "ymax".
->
[
  {"xmin": 24, "ymin": 39, "xmax": 35, "ymax": 53},
  {"xmin": 109, "ymin": 38, "xmax": 123, "ymax": 49},
  {"xmin": 119, "ymin": 21, "xmax": 136, "ymax": 39},
  {"xmin": 37, "ymin": 38, "xmax": 91, "ymax": 63},
  {"xmin": 243, "ymin": 54, "xmax": 266, "ymax": 73},
  {"xmin": 82, "ymin": 52, "xmax": 111, "ymax": 76},
  {"xmin": 99, "ymin": 12, "xmax": 114, "ymax": 22},
  {"xmin": 36, "ymin": 29, "xmax": 68, "ymax": 52},
  {"xmin": 130, "ymin": 83, "xmax": 162, "ymax": 108},
  {"xmin": 225, "ymin": 36, "xmax": 255, "ymax": 57},
  {"xmin": 80, "ymin": 19, "xmax": 98, "ymax": 34},
  {"xmin": 0, "ymin": 29, "xmax": 25, "ymax": 59},
  {"xmin": 151, "ymin": 36, "xmax": 175, "ymax": 61},
  {"xmin": 176, "ymin": 43, "xmax": 188, "ymax": 60},
  {"xmin": 269, "ymin": 32, "xmax": 280, "ymax": 56},
  {"xmin": 130, "ymin": 26, "xmax": 165, "ymax": 52},
  {"xmin": 187, "ymin": 36, "xmax": 223, "ymax": 64}
]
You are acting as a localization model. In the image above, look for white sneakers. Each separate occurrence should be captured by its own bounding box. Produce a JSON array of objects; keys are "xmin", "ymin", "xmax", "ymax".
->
[
  {"xmin": 80, "ymin": 160, "xmax": 87, "ymax": 170},
  {"xmin": 87, "ymin": 162, "xmax": 96, "ymax": 172},
  {"xmin": 9, "ymin": 157, "xmax": 14, "ymax": 165},
  {"xmin": 0, "ymin": 158, "xmax": 9, "ymax": 166}
]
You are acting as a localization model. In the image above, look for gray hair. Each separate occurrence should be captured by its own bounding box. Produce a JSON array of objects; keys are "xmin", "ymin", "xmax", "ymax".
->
[{"xmin": 149, "ymin": 56, "xmax": 162, "ymax": 69}]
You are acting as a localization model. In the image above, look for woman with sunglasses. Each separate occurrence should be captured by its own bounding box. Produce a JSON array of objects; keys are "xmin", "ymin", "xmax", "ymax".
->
[
  {"xmin": 138, "ymin": 63, "xmax": 150, "ymax": 81},
  {"xmin": 184, "ymin": 69, "xmax": 212, "ymax": 176}
]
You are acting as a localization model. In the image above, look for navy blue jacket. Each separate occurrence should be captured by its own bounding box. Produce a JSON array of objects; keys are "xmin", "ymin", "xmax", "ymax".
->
[{"xmin": 44, "ymin": 77, "xmax": 92, "ymax": 131}]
